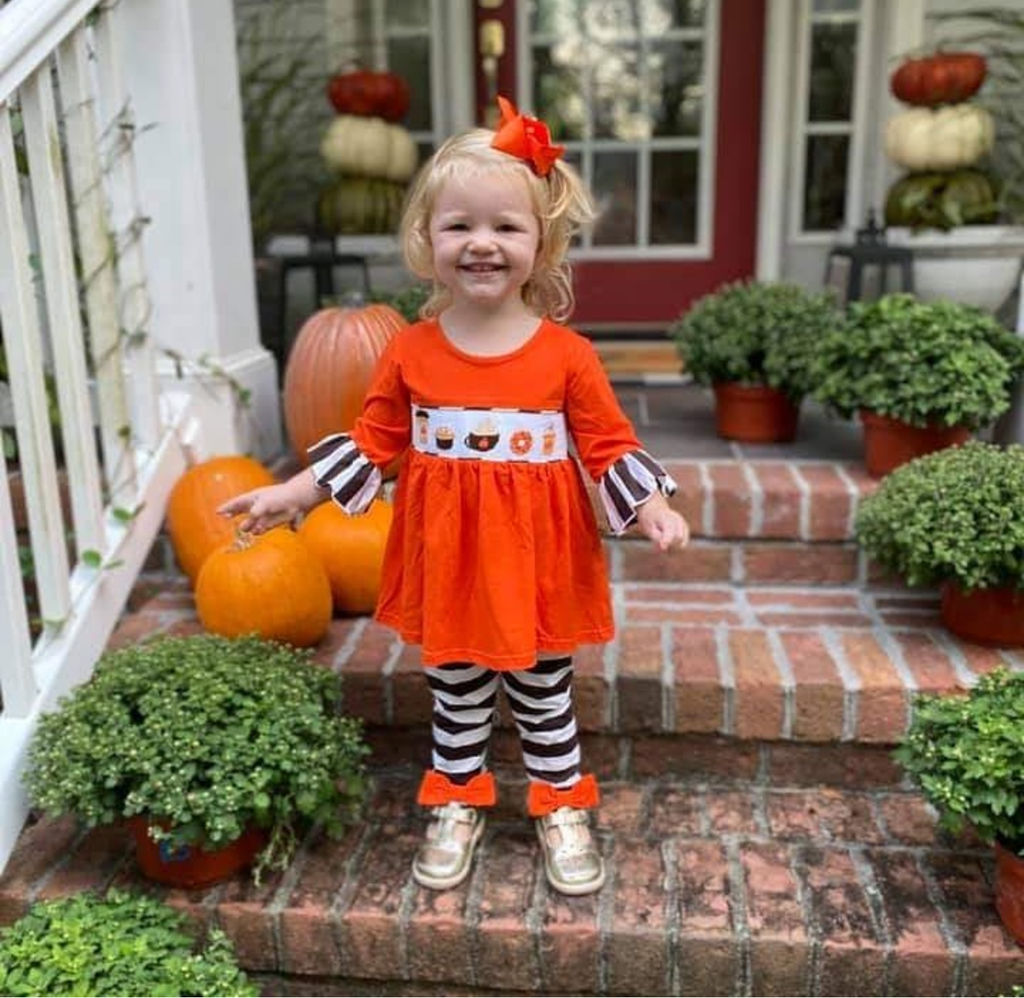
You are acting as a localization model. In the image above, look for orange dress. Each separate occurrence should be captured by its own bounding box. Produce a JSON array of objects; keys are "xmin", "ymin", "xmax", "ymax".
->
[{"xmin": 309, "ymin": 318, "xmax": 674, "ymax": 670}]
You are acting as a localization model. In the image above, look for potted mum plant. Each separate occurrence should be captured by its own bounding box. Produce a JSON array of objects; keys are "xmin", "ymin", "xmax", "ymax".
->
[
  {"xmin": 895, "ymin": 668, "xmax": 1024, "ymax": 944},
  {"xmin": 812, "ymin": 293, "xmax": 1024, "ymax": 476},
  {"xmin": 0, "ymin": 889, "xmax": 257, "ymax": 997},
  {"xmin": 854, "ymin": 440, "xmax": 1024, "ymax": 646},
  {"xmin": 23, "ymin": 633, "xmax": 369, "ymax": 888},
  {"xmin": 669, "ymin": 280, "xmax": 842, "ymax": 443}
]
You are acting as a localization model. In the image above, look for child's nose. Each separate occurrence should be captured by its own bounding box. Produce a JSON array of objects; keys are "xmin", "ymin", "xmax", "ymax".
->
[{"xmin": 467, "ymin": 229, "xmax": 496, "ymax": 251}]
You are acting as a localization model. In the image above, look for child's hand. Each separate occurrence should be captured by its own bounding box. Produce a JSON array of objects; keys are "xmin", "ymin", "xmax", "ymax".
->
[
  {"xmin": 217, "ymin": 472, "xmax": 326, "ymax": 534},
  {"xmin": 636, "ymin": 493, "xmax": 690, "ymax": 552}
]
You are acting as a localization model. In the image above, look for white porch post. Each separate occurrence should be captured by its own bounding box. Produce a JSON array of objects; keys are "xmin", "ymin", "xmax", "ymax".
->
[{"xmin": 117, "ymin": 0, "xmax": 282, "ymax": 460}]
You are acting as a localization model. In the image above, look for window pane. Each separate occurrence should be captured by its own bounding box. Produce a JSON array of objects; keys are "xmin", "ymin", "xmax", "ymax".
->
[
  {"xmin": 647, "ymin": 0, "xmax": 707, "ymax": 30},
  {"xmin": 808, "ymin": 23, "xmax": 856, "ymax": 121},
  {"xmin": 385, "ymin": 0, "xmax": 429, "ymax": 28},
  {"xmin": 648, "ymin": 39, "xmax": 704, "ymax": 137},
  {"xmin": 592, "ymin": 43, "xmax": 645, "ymax": 140},
  {"xmin": 813, "ymin": 0, "xmax": 858, "ymax": 12},
  {"xmin": 533, "ymin": 44, "xmax": 586, "ymax": 141},
  {"xmin": 803, "ymin": 134, "xmax": 849, "ymax": 229},
  {"xmin": 592, "ymin": 152, "xmax": 638, "ymax": 245},
  {"xmin": 583, "ymin": 1, "xmax": 642, "ymax": 42},
  {"xmin": 387, "ymin": 37, "xmax": 431, "ymax": 129},
  {"xmin": 651, "ymin": 149, "xmax": 698, "ymax": 243},
  {"xmin": 530, "ymin": 0, "xmax": 577, "ymax": 36}
]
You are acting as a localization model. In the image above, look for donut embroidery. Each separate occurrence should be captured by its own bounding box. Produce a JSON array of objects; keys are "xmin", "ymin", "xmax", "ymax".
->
[{"xmin": 509, "ymin": 430, "xmax": 534, "ymax": 456}]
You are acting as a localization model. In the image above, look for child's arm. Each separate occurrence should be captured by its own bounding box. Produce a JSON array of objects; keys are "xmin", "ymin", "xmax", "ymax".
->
[
  {"xmin": 636, "ymin": 491, "xmax": 690, "ymax": 552},
  {"xmin": 217, "ymin": 470, "xmax": 328, "ymax": 534}
]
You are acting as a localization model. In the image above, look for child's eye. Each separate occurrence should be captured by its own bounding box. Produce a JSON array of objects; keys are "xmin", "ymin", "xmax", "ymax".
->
[{"xmin": 445, "ymin": 222, "xmax": 469, "ymax": 231}]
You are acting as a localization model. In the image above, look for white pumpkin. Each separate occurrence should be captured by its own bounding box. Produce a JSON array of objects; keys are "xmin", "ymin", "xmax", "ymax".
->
[
  {"xmin": 885, "ymin": 105, "xmax": 994, "ymax": 172},
  {"xmin": 320, "ymin": 115, "xmax": 419, "ymax": 182}
]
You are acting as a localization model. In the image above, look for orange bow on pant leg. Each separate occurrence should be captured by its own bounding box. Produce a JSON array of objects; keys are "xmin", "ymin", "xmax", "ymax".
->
[
  {"xmin": 417, "ymin": 770, "xmax": 497, "ymax": 808},
  {"xmin": 527, "ymin": 773, "xmax": 600, "ymax": 817}
]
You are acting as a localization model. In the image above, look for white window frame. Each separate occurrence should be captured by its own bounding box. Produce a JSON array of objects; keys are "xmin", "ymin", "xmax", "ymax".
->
[
  {"xmin": 517, "ymin": 0, "xmax": 720, "ymax": 261},
  {"xmin": 789, "ymin": 0, "xmax": 874, "ymax": 244},
  {"xmin": 324, "ymin": 0, "xmax": 473, "ymax": 149}
]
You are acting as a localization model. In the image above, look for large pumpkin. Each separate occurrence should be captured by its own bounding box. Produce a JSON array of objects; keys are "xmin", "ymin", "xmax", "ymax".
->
[
  {"xmin": 283, "ymin": 304, "xmax": 407, "ymax": 463},
  {"xmin": 317, "ymin": 176, "xmax": 407, "ymax": 235},
  {"xmin": 885, "ymin": 105, "xmax": 994, "ymax": 172},
  {"xmin": 890, "ymin": 52, "xmax": 987, "ymax": 107},
  {"xmin": 195, "ymin": 528, "xmax": 332, "ymax": 647},
  {"xmin": 166, "ymin": 455, "xmax": 276, "ymax": 584},
  {"xmin": 298, "ymin": 498, "xmax": 393, "ymax": 615},
  {"xmin": 884, "ymin": 169, "xmax": 998, "ymax": 229},
  {"xmin": 320, "ymin": 115, "xmax": 419, "ymax": 182},
  {"xmin": 327, "ymin": 69, "xmax": 410, "ymax": 122}
]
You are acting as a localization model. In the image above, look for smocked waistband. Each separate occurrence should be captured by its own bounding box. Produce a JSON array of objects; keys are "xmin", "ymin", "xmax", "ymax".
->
[{"xmin": 411, "ymin": 405, "xmax": 568, "ymax": 462}]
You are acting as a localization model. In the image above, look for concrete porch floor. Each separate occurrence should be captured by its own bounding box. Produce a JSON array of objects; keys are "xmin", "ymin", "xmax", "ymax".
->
[{"xmin": 612, "ymin": 382, "xmax": 863, "ymax": 463}]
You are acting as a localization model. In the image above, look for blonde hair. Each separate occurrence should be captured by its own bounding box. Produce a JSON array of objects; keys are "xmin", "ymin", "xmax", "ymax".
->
[{"xmin": 400, "ymin": 127, "xmax": 596, "ymax": 323}]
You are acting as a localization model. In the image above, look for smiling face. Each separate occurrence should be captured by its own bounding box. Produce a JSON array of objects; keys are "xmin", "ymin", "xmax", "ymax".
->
[{"xmin": 427, "ymin": 170, "xmax": 541, "ymax": 312}]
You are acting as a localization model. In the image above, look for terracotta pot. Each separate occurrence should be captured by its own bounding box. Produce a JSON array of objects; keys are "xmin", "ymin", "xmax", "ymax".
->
[
  {"xmin": 941, "ymin": 583, "xmax": 1024, "ymax": 647},
  {"xmin": 712, "ymin": 383, "xmax": 800, "ymax": 443},
  {"xmin": 995, "ymin": 841, "xmax": 1024, "ymax": 945},
  {"xmin": 859, "ymin": 410, "xmax": 971, "ymax": 478},
  {"xmin": 129, "ymin": 818, "xmax": 266, "ymax": 889}
]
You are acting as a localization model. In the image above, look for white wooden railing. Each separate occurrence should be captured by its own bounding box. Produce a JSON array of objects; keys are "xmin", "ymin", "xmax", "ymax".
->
[{"xmin": 0, "ymin": 0, "xmax": 205, "ymax": 874}]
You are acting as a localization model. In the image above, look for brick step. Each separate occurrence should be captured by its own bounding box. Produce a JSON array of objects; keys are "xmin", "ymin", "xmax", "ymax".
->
[
  {"xmin": 267, "ymin": 455, "xmax": 874, "ymax": 546},
  {"xmin": 2, "ymin": 767, "xmax": 1021, "ymax": 997},
  {"xmin": 117, "ymin": 575, "xmax": 1022, "ymax": 750}
]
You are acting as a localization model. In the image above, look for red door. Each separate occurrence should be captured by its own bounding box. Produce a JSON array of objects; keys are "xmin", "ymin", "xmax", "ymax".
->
[{"xmin": 472, "ymin": 0, "xmax": 765, "ymax": 327}]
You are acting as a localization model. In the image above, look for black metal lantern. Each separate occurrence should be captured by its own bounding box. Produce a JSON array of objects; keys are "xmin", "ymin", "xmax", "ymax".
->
[{"xmin": 824, "ymin": 211, "xmax": 914, "ymax": 304}]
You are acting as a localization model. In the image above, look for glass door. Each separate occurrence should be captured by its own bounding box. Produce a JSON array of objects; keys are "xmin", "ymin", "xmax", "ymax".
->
[{"xmin": 500, "ymin": 0, "xmax": 766, "ymax": 327}]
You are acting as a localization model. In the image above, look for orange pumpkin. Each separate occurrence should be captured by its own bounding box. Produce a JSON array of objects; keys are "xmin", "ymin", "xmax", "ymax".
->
[
  {"xmin": 166, "ymin": 455, "xmax": 276, "ymax": 584},
  {"xmin": 282, "ymin": 304, "xmax": 407, "ymax": 464},
  {"xmin": 195, "ymin": 528, "xmax": 333, "ymax": 647},
  {"xmin": 298, "ymin": 498, "xmax": 393, "ymax": 615}
]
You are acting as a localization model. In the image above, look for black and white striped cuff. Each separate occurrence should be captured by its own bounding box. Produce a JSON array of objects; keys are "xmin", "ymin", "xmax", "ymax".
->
[
  {"xmin": 598, "ymin": 449, "xmax": 678, "ymax": 535},
  {"xmin": 308, "ymin": 433, "xmax": 381, "ymax": 515}
]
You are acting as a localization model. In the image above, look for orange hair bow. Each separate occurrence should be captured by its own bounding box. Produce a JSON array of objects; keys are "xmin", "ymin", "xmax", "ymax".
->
[
  {"xmin": 527, "ymin": 773, "xmax": 600, "ymax": 817},
  {"xmin": 417, "ymin": 769, "xmax": 497, "ymax": 807},
  {"xmin": 491, "ymin": 95, "xmax": 566, "ymax": 177}
]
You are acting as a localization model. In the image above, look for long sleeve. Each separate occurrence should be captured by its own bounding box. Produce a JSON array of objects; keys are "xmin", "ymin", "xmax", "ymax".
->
[
  {"xmin": 565, "ymin": 337, "xmax": 677, "ymax": 534},
  {"xmin": 308, "ymin": 336, "xmax": 411, "ymax": 514}
]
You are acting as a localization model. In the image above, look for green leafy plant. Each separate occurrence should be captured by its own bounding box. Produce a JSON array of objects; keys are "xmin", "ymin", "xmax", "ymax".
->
[
  {"xmin": 236, "ymin": 1, "xmax": 328, "ymax": 251},
  {"xmin": 669, "ymin": 280, "xmax": 842, "ymax": 401},
  {"xmin": 0, "ymin": 888, "xmax": 257, "ymax": 997},
  {"xmin": 812, "ymin": 293, "xmax": 1024, "ymax": 428},
  {"xmin": 369, "ymin": 283, "xmax": 430, "ymax": 323},
  {"xmin": 23, "ymin": 633, "xmax": 369, "ymax": 881},
  {"xmin": 855, "ymin": 440, "xmax": 1024, "ymax": 592},
  {"xmin": 895, "ymin": 667, "xmax": 1024, "ymax": 852}
]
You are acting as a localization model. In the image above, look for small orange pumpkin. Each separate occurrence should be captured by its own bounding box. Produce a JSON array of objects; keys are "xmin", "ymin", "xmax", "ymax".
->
[
  {"xmin": 166, "ymin": 455, "xmax": 276, "ymax": 584},
  {"xmin": 282, "ymin": 304, "xmax": 407, "ymax": 464},
  {"xmin": 195, "ymin": 528, "xmax": 333, "ymax": 647},
  {"xmin": 298, "ymin": 498, "xmax": 393, "ymax": 615}
]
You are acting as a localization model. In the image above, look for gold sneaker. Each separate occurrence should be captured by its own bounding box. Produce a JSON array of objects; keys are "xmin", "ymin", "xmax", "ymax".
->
[
  {"xmin": 412, "ymin": 802, "xmax": 486, "ymax": 890},
  {"xmin": 536, "ymin": 807, "xmax": 605, "ymax": 896}
]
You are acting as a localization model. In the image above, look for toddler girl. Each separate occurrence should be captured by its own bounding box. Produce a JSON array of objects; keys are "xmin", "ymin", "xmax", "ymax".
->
[{"xmin": 219, "ymin": 97, "xmax": 689, "ymax": 896}]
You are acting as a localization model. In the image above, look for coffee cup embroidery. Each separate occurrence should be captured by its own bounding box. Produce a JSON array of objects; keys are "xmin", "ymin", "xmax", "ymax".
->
[
  {"xmin": 541, "ymin": 423, "xmax": 557, "ymax": 456},
  {"xmin": 464, "ymin": 417, "xmax": 500, "ymax": 452},
  {"xmin": 415, "ymin": 409, "xmax": 431, "ymax": 445},
  {"xmin": 435, "ymin": 426, "xmax": 455, "ymax": 450}
]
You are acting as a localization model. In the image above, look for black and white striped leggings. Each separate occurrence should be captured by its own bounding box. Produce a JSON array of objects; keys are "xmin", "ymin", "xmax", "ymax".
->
[{"xmin": 426, "ymin": 657, "xmax": 580, "ymax": 789}]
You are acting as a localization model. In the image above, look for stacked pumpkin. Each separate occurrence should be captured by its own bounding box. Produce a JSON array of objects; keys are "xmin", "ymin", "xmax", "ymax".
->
[
  {"xmin": 884, "ymin": 51, "xmax": 998, "ymax": 230},
  {"xmin": 318, "ymin": 68, "xmax": 418, "ymax": 235}
]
